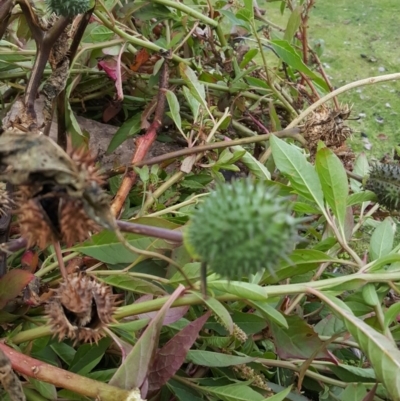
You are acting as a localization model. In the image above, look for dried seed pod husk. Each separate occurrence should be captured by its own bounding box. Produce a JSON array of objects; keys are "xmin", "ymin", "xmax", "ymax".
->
[
  {"xmin": 303, "ymin": 104, "xmax": 353, "ymax": 162},
  {"xmin": 46, "ymin": 274, "xmax": 119, "ymax": 344}
]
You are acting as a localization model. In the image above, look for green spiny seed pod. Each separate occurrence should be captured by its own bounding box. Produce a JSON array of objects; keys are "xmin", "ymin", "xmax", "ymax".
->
[
  {"xmin": 46, "ymin": 0, "xmax": 90, "ymax": 17},
  {"xmin": 184, "ymin": 180, "xmax": 301, "ymax": 279},
  {"xmin": 364, "ymin": 163, "xmax": 400, "ymax": 211}
]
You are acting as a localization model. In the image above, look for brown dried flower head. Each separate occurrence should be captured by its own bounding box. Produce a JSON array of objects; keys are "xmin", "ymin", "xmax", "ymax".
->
[
  {"xmin": 46, "ymin": 274, "xmax": 119, "ymax": 344},
  {"xmin": 15, "ymin": 145, "xmax": 107, "ymax": 249},
  {"xmin": 303, "ymin": 104, "xmax": 353, "ymax": 161}
]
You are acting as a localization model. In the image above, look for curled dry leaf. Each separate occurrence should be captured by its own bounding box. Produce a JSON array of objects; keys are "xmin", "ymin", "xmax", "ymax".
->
[{"xmin": 0, "ymin": 348, "xmax": 26, "ymax": 401}]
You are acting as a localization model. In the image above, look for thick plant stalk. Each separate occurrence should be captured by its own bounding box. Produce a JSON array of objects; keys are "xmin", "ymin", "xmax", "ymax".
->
[
  {"xmin": 111, "ymin": 58, "xmax": 170, "ymax": 217},
  {"xmin": 0, "ymin": 343, "xmax": 132, "ymax": 401}
]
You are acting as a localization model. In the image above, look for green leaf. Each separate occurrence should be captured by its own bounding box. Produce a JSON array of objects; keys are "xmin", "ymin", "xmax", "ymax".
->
[
  {"xmin": 99, "ymin": 275, "xmax": 166, "ymax": 295},
  {"xmin": 29, "ymin": 378, "xmax": 57, "ymax": 400},
  {"xmin": 347, "ymin": 191, "xmax": 376, "ymax": 206},
  {"xmin": 351, "ymin": 152, "xmax": 369, "ymax": 193},
  {"xmin": 267, "ymin": 386, "xmax": 293, "ymax": 401},
  {"xmin": 182, "ymin": 86, "xmax": 200, "ymax": 121},
  {"xmin": 208, "ymin": 281, "xmax": 267, "ymax": 301},
  {"xmin": 315, "ymin": 146, "xmax": 349, "ymax": 236},
  {"xmin": 166, "ymin": 90, "xmax": 182, "ymax": 132},
  {"xmin": 270, "ymin": 135, "xmax": 325, "ymax": 212},
  {"xmin": 369, "ymin": 218, "xmax": 394, "ymax": 260},
  {"xmin": 69, "ymin": 338, "xmax": 111, "ymax": 375},
  {"xmin": 315, "ymin": 290, "xmax": 400, "ymax": 401},
  {"xmin": 202, "ymin": 383, "xmax": 265, "ymax": 401},
  {"xmin": 179, "ymin": 64, "xmax": 207, "ymax": 109},
  {"xmin": 231, "ymin": 145, "xmax": 271, "ymax": 179},
  {"xmin": 263, "ymin": 249, "xmax": 334, "ymax": 284},
  {"xmin": 186, "ymin": 350, "xmax": 255, "ymax": 367},
  {"xmin": 269, "ymin": 40, "xmax": 328, "ymax": 91},
  {"xmin": 90, "ymin": 25, "xmax": 114, "ymax": 42},
  {"xmin": 239, "ymin": 48, "xmax": 259, "ymax": 68},
  {"xmin": 284, "ymin": 6, "xmax": 302, "ymax": 41},
  {"xmin": 192, "ymin": 292, "xmax": 234, "ymax": 334},
  {"xmin": 384, "ymin": 302, "xmax": 400, "ymax": 330},
  {"xmin": 107, "ymin": 113, "xmax": 142, "ymax": 153},
  {"xmin": 249, "ymin": 300, "xmax": 288, "ymax": 328}
]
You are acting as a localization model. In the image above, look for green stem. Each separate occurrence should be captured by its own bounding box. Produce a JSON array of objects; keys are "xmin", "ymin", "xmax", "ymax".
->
[
  {"xmin": 152, "ymin": 0, "xmax": 217, "ymax": 27},
  {"xmin": 94, "ymin": 10, "xmax": 189, "ymax": 64}
]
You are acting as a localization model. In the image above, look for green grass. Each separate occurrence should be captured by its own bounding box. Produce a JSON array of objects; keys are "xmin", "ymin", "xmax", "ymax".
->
[{"xmin": 263, "ymin": 0, "xmax": 400, "ymax": 158}]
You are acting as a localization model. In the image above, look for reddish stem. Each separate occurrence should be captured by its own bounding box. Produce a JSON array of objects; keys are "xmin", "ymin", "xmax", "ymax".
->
[
  {"xmin": 0, "ymin": 343, "xmax": 131, "ymax": 400},
  {"xmin": 111, "ymin": 58, "xmax": 170, "ymax": 217}
]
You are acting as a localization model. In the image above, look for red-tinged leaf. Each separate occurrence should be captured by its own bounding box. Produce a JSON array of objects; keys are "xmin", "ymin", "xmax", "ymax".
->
[
  {"xmin": 147, "ymin": 311, "xmax": 211, "ymax": 392},
  {"xmin": 109, "ymin": 285, "xmax": 186, "ymax": 390},
  {"xmin": 21, "ymin": 250, "xmax": 39, "ymax": 273},
  {"xmin": 98, "ymin": 58, "xmax": 119, "ymax": 81},
  {"xmin": 130, "ymin": 48, "xmax": 150, "ymax": 72},
  {"xmin": 269, "ymin": 315, "xmax": 333, "ymax": 360},
  {"xmin": 0, "ymin": 269, "xmax": 34, "ymax": 309},
  {"xmin": 361, "ymin": 384, "xmax": 377, "ymax": 401}
]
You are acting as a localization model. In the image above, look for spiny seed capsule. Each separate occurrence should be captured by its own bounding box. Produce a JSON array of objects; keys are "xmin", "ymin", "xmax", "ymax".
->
[
  {"xmin": 46, "ymin": 0, "xmax": 90, "ymax": 17},
  {"xmin": 184, "ymin": 180, "xmax": 301, "ymax": 279},
  {"xmin": 364, "ymin": 163, "xmax": 400, "ymax": 211}
]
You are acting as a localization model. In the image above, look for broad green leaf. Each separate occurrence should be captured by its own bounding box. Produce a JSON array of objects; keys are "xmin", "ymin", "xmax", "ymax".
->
[
  {"xmin": 269, "ymin": 40, "xmax": 328, "ymax": 91},
  {"xmin": 168, "ymin": 380, "xmax": 205, "ymax": 401},
  {"xmin": 166, "ymin": 90, "xmax": 182, "ymax": 131},
  {"xmin": 182, "ymin": 86, "xmax": 200, "ymax": 121},
  {"xmin": 270, "ymin": 135, "xmax": 325, "ymax": 212},
  {"xmin": 29, "ymin": 378, "xmax": 57, "ymax": 400},
  {"xmin": 329, "ymin": 365, "xmax": 376, "ymax": 382},
  {"xmin": 186, "ymin": 350, "xmax": 255, "ymax": 367},
  {"xmin": 269, "ymin": 316, "xmax": 331, "ymax": 359},
  {"xmin": 340, "ymin": 383, "xmax": 368, "ymax": 401},
  {"xmin": 315, "ymin": 290, "xmax": 400, "ymax": 401},
  {"xmin": 384, "ymin": 302, "xmax": 400, "ymax": 330},
  {"xmin": 369, "ymin": 218, "xmax": 395, "ymax": 260},
  {"xmin": 109, "ymin": 286, "xmax": 185, "ymax": 389},
  {"xmin": 107, "ymin": 113, "xmax": 142, "ymax": 153},
  {"xmin": 315, "ymin": 147, "xmax": 348, "ymax": 236},
  {"xmin": 367, "ymin": 254, "xmax": 400, "ymax": 272},
  {"xmin": 69, "ymin": 338, "xmax": 111, "ymax": 375},
  {"xmin": 284, "ymin": 6, "xmax": 302, "ymax": 42},
  {"xmin": 192, "ymin": 292, "xmax": 234, "ymax": 334},
  {"xmin": 50, "ymin": 343, "xmax": 76, "ymax": 366},
  {"xmin": 263, "ymin": 249, "xmax": 334, "ymax": 284},
  {"xmin": 347, "ymin": 191, "xmax": 376, "ymax": 206},
  {"xmin": 170, "ymin": 262, "xmax": 202, "ymax": 284},
  {"xmin": 351, "ymin": 152, "xmax": 369, "ymax": 193},
  {"xmin": 202, "ymin": 383, "xmax": 265, "ymax": 401},
  {"xmin": 231, "ymin": 145, "xmax": 271, "ymax": 179},
  {"xmin": 267, "ymin": 386, "xmax": 293, "ymax": 401},
  {"xmin": 239, "ymin": 48, "xmax": 258, "ymax": 68},
  {"xmin": 99, "ymin": 275, "xmax": 166, "ymax": 295},
  {"xmin": 179, "ymin": 64, "xmax": 207, "ymax": 109},
  {"xmin": 232, "ymin": 311, "xmax": 268, "ymax": 334},
  {"xmin": 208, "ymin": 281, "xmax": 266, "ymax": 301},
  {"xmin": 249, "ymin": 300, "xmax": 288, "ymax": 328},
  {"xmin": 90, "ymin": 25, "xmax": 114, "ymax": 42}
]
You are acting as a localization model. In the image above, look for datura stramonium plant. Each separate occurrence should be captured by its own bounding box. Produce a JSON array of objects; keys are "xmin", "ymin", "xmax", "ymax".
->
[
  {"xmin": 184, "ymin": 180, "xmax": 303, "ymax": 280},
  {"xmin": 364, "ymin": 163, "xmax": 400, "ymax": 211},
  {"xmin": 45, "ymin": 0, "xmax": 90, "ymax": 17}
]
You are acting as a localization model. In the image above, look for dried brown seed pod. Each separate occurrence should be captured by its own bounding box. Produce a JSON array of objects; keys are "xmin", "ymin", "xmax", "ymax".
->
[
  {"xmin": 0, "ymin": 182, "xmax": 12, "ymax": 218},
  {"xmin": 46, "ymin": 274, "xmax": 119, "ymax": 344},
  {"xmin": 303, "ymin": 104, "xmax": 353, "ymax": 160}
]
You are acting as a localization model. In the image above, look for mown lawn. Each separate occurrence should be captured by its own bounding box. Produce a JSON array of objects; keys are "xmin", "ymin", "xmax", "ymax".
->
[{"xmin": 264, "ymin": 0, "xmax": 400, "ymax": 158}]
